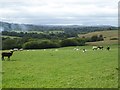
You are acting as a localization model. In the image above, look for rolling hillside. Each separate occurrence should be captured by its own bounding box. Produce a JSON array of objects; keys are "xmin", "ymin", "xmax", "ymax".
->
[
  {"xmin": 0, "ymin": 21, "xmax": 117, "ymax": 33},
  {"xmin": 79, "ymin": 30, "xmax": 118, "ymax": 45}
]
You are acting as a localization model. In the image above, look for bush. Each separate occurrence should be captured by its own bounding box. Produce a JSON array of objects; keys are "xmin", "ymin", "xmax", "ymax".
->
[
  {"xmin": 61, "ymin": 39, "xmax": 79, "ymax": 47},
  {"xmin": 23, "ymin": 41, "xmax": 40, "ymax": 49},
  {"xmin": 90, "ymin": 35, "xmax": 104, "ymax": 42},
  {"xmin": 2, "ymin": 38, "xmax": 15, "ymax": 50},
  {"xmin": 75, "ymin": 38, "xmax": 86, "ymax": 46},
  {"xmin": 90, "ymin": 35, "xmax": 98, "ymax": 42},
  {"xmin": 2, "ymin": 38, "xmax": 23, "ymax": 50},
  {"xmin": 39, "ymin": 40, "xmax": 60, "ymax": 49},
  {"xmin": 98, "ymin": 34, "xmax": 104, "ymax": 41},
  {"xmin": 110, "ymin": 38, "xmax": 118, "ymax": 40},
  {"xmin": 23, "ymin": 40, "xmax": 60, "ymax": 49}
]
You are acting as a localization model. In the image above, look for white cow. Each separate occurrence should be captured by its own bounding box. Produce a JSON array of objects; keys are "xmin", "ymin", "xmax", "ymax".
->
[
  {"xmin": 83, "ymin": 49, "xmax": 87, "ymax": 52},
  {"xmin": 92, "ymin": 46, "xmax": 98, "ymax": 50}
]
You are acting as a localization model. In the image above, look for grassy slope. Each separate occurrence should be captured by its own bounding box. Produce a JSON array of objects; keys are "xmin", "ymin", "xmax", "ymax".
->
[
  {"xmin": 79, "ymin": 30, "xmax": 118, "ymax": 45},
  {"xmin": 2, "ymin": 45, "xmax": 118, "ymax": 88}
]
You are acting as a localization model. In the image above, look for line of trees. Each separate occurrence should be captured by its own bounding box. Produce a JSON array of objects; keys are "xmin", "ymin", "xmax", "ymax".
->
[
  {"xmin": 2, "ymin": 34, "xmax": 104, "ymax": 50},
  {"xmin": 2, "ymin": 31, "xmax": 78, "ymax": 39},
  {"xmin": 2, "ymin": 38, "xmax": 86, "ymax": 50}
]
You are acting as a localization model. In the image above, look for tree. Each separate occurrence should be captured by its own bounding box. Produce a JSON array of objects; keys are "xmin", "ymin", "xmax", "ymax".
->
[
  {"xmin": 98, "ymin": 34, "xmax": 104, "ymax": 41},
  {"xmin": 90, "ymin": 35, "xmax": 98, "ymax": 42},
  {"xmin": 90, "ymin": 35, "xmax": 104, "ymax": 42},
  {"xmin": 61, "ymin": 39, "xmax": 79, "ymax": 47},
  {"xmin": 23, "ymin": 41, "xmax": 39, "ymax": 49},
  {"xmin": 2, "ymin": 38, "xmax": 17, "ymax": 50},
  {"xmin": 76, "ymin": 38, "xmax": 86, "ymax": 46},
  {"xmin": 39, "ymin": 40, "xmax": 60, "ymax": 49},
  {"xmin": 23, "ymin": 40, "xmax": 60, "ymax": 49}
]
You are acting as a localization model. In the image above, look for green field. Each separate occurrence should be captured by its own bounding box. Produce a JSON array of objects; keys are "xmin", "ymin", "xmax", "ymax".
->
[{"xmin": 2, "ymin": 45, "xmax": 118, "ymax": 88}]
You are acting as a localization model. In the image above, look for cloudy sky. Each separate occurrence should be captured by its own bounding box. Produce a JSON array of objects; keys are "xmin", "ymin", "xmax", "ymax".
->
[{"xmin": 0, "ymin": 0, "xmax": 119, "ymax": 26}]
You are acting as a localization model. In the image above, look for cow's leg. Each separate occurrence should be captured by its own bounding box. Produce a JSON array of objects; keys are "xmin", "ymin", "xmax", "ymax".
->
[
  {"xmin": 2, "ymin": 56, "xmax": 4, "ymax": 61},
  {"xmin": 8, "ymin": 56, "xmax": 10, "ymax": 61}
]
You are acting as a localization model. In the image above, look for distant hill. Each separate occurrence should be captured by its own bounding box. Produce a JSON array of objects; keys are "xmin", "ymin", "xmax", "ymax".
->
[
  {"xmin": 79, "ymin": 30, "xmax": 118, "ymax": 45},
  {"xmin": 0, "ymin": 21, "xmax": 117, "ymax": 34}
]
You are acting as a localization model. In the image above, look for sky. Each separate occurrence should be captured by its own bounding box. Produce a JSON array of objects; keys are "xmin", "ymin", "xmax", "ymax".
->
[{"xmin": 0, "ymin": 0, "xmax": 119, "ymax": 26}]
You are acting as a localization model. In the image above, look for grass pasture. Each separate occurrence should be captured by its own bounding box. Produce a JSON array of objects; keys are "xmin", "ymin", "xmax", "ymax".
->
[{"xmin": 2, "ymin": 45, "xmax": 118, "ymax": 88}]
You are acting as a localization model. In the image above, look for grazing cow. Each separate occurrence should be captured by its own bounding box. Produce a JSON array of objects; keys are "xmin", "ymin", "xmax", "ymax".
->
[
  {"xmin": 1, "ymin": 50, "xmax": 14, "ymax": 61},
  {"xmin": 92, "ymin": 46, "xmax": 103, "ymax": 50},
  {"xmin": 106, "ymin": 46, "xmax": 110, "ymax": 51},
  {"xmin": 83, "ymin": 49, "xmax": 87, "ymax": 52},
  {"xmin": 19, "ymin": 48, "xmax": 23, "ymax": 51},
  {"xmin": 92, "ymin": 46, "xmax": 98, "ymax": 50},
  {"xmin": 98, "ymin": 46, "xmax": 104, "ymax": 50},
  {"xmin": 76, "ymin": 49, "xmax": 79, "ymax": 51},
  {"xmin": 13, "ymin": 48, "xmax": 18, "ymax": 51},
  {"xmin": 73, "ymin": 48, "xmax": 79, "ymax": 51}
]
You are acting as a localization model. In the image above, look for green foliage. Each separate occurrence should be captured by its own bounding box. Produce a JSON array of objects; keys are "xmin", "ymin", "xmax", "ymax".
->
[
  {"xmin": 2, "ymin": 38, "xmax": 23, "ymax": 50},
  {"xmin": 60, "ymin": 39, "xmax": 79, "ymax": 47},
  {"xmin": 98, "ymin": 34, "xmax": 104, "ymax": 41},
  {"xmin": 23, "ymin": 41, "xmax": 40, "ymax": 49},
  {"xmin": 2, "ymin": 31, "xmax": 77, "ymax": 39},
  {"xmin": 2, "ymin": 38, "xmax": 16, "ymax": 50},
  {"xmin": 39, "ymin": 40, "xmax": 60, "ymax": 49},
  {"xmin": 61, "ymin": 38, "xmax": 87, "ymax": 47},
  {"xmin": 75, "ymin": 38, "xmax": 86, "ymax": 46},
  {"xmin": 23, "ymin": 40, "xmax": 60, "ymax": 49},
  {"xmin": 2, "ymin": 31, "xmax": 105, "ymax": 50},
  {"xmin": 91, "ymin": 35, "xmax": 98, "ymax": 42},
  {"xmin": 2, "ymin": 37, "xmax": 30, "ymax": 50},
  {"xmin": 2, "ymin": 36, "xmax": 87, "ymax": 50},
  {"xmin": 90, "ymin": 34, "xmax": 104, "ymax": 42}
]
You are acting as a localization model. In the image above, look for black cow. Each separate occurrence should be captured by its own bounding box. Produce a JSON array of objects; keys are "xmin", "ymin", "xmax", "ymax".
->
[
  {"xmin": 106, "ymin": 46, "xmax": 110, "ymax": 51},
  {"xmin": 98, "ymin": 46, "xmax": 104, "ymax": 50},
  {"xmin": 1, "ymin": 51, "xmax": 14, "ymax": 61}
]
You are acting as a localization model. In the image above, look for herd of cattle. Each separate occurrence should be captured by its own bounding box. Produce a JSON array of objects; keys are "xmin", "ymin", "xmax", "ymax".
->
[
  {"xmin": 92, "ymin": 46, "xmax": 110, "ymax": 51},
  {"xmin": 1, "ymin": 46, "xmax": 110, "ymax": 61}
]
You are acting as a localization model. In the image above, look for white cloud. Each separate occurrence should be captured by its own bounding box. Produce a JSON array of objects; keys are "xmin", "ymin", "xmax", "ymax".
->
[{"xmin": 0, "ymin": 0, "xmax": 118, "ymax": 26}]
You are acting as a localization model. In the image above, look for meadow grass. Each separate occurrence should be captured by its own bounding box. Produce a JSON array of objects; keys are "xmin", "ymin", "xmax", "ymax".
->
[{"xmin": 2, "ymin": 45, "xmax": 118, "ymax": 88}]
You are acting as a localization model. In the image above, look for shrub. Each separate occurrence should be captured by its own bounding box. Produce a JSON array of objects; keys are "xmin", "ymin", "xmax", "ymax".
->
[
  {"xmin": 39, "ymin": 40, "xmax": 60, "ymax": 49},
  {"xmin": 2, "ymin": 38, "xmax": 22, "ymax": 50},
  {"xmin": 23, "ymin": 41, "xmax": 40, "ymax": 49},
  {"xmin": 90, "ymin": 35, "xmax": 98, "ymax": 42},
  {"xmin": 110, "ymin": 38, "xmax": 118, "ymax": 40},
  {"xmin": 75, "ymin": 38, "xmax": 86, "ymax": 46},
  {"xmin": 90, "ymin": 35, "xmax": 104, "ymax": 42},
  {"xmin": 23, "ymin": 40, "xmax": 60, "ymax": 49},
  {"xmin": 61, "ymin": 39, "xmax": 79, "ymax": 47},
  {"xmin": 98, "ymin": 34, "xmax": 104, "ymax": 41}
]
